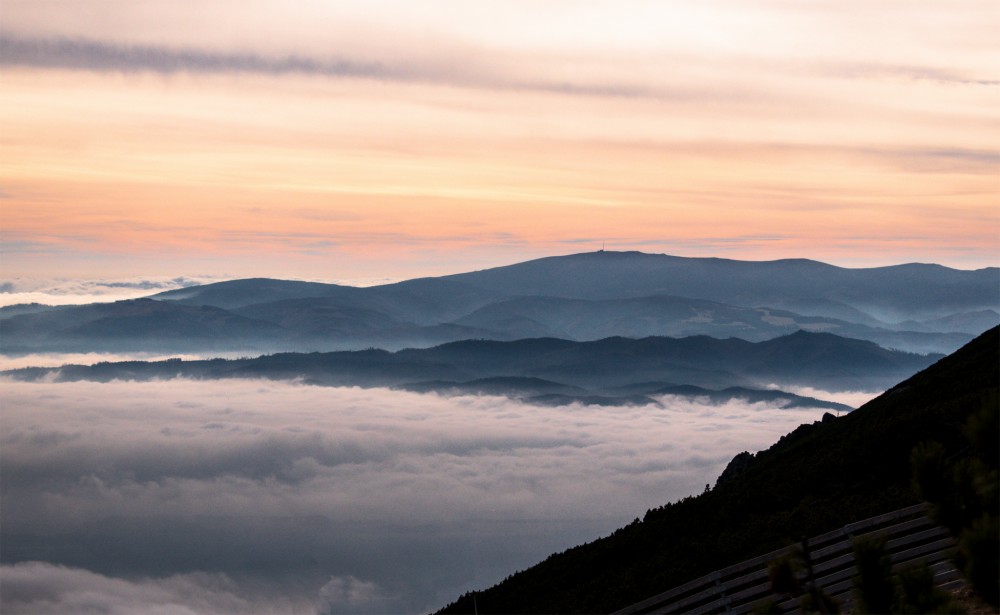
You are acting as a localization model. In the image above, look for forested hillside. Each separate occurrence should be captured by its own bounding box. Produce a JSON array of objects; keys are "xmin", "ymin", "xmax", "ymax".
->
[{"xmin": 436, "ymin": 327, "xmax": 999, "ymax": 614}]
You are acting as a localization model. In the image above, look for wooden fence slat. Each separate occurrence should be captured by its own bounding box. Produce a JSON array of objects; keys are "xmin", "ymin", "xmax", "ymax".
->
[
  {"xmin": 885, "ymin": 526, "xmax": 950, "ymax": 552},
  {"xmin": 810, "ymin": 516, "xmax": 933, "ymax": 560},
  {"xmin": 611, "ymin": 504, "xmax": 961, "ymax": 615},
  {"xmin": 611, "ymin": 571, "xmax": 722, "ymax": 614}
]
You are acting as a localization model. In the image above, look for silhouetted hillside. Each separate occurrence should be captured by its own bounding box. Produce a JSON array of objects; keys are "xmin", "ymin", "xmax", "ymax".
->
[
  {"xmin": 434, "ymin": 326, "xmax": 999, "ymax": 614},
  {"xmin": 5, "ymin": 331, "xmax": 941, "ymax": 400}
]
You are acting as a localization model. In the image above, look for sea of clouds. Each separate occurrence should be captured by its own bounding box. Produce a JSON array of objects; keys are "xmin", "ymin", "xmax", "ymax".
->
[{"xmin": 0, "ymin": 379, "xmax": 866, "ymax": 614}]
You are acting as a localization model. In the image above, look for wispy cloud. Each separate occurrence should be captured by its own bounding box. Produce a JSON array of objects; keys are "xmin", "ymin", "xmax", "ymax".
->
[
  {"xmin": 1, "ymin": 0, "xmax": 996, "ymax": 274},
  {"xmin": 815, "ymin": 61, "xmax": 1000, "ymax": 87},
  {"xmin": 0, "ymin": 35, "xmax": 657, "ymax": 99},
  {"xmin": 1, "ymin": 35, "xmax": 395, "ymax": 79}
]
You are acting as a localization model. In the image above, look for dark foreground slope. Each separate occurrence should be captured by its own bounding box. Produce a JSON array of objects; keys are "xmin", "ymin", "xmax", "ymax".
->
[{"xmin": 435, "ymin": 326, "xmax": 999, "ymax": 614}]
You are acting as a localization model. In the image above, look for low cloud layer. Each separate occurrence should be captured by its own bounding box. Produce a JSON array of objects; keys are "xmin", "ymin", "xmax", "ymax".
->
[
  {"xmin": 1, "ymin": 379, "xmax": 837, "ymax": 613},
  {"xmin": 0, "ymin": 276, "xmax": 218, "ymax": 307},
  {"xmin": 1, "ymin": 563, "xmax": 265, "ymax": 615}
]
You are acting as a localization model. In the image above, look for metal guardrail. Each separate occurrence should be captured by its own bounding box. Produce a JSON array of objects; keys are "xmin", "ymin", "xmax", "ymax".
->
[{"xmin": 612, "ymin": 504, "xmax": 962, "ymax": 615}]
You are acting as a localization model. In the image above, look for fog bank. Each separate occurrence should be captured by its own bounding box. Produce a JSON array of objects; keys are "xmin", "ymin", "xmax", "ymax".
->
[{"xmin": 1, "ymin": 379, "xmax": 837, "ymax": 614}]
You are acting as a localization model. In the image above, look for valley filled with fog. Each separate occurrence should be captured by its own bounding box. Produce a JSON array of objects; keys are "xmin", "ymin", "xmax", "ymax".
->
[
  {"xmin": 0, "ymin": 378, "xmax": 865, "ymax": 614},
  {"xmin": 3, "ymin": 0, "xmax": 996, "ymax": 608}
]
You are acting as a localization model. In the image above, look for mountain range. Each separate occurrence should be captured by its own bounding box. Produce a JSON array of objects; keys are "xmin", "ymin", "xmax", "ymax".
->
[
  {"xmin": 5, "ymin": 330, "xmax": 939, "ymax": 406},
  {"xmin": 1, "ymin": 251, "xmax": 996, "ymax": 356},
  {"xmin": 2, "ymin": 252, "xmax": 997, "ymax": 612}
]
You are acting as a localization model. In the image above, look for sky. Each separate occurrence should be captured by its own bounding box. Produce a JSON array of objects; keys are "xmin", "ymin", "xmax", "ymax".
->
[
  {"xmin": 1, "ymin": 0, "xmax": 998, "ymax": 288},
  {"xmin": 0, "ymin": 378, "xmax": 860, "ymax": 614}
]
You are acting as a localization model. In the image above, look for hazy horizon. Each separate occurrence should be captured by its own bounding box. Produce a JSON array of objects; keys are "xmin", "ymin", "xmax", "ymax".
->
[{"xmin": 2, "ymin": 249, "xmax": 997, "ymax": 309}]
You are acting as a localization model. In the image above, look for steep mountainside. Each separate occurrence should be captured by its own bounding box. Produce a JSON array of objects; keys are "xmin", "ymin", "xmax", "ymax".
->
[{"xmin": 435, "ymin": 326, "xmax": 999, "ymax": 614}]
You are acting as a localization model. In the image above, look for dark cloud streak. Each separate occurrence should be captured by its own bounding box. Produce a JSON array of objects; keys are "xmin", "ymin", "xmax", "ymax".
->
[
  {"xmin": 0, "ymin": 34, "xmax": 657, "ymax": 99},
  {"xmin": 0, "ymin": 35, "xmax": 394, "ymax": 79}
]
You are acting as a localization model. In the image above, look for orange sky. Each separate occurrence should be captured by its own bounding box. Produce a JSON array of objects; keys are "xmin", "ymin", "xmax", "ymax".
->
[{"xmin": 1, "ymin": 0, "xmax": 998, "ymax": 284}]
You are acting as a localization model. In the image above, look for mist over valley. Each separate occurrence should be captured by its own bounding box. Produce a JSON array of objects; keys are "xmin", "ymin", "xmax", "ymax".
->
[
  {"xmin": 4, "ymin": 0, "xmax": 997, "ymax": 610},
  {"xmin": 1, "ymin": 252, "xmax": 996, "ymax": 614},
  {"xmin": 0, "ymin": 379, "xmax": 848, "ymax": 614}
]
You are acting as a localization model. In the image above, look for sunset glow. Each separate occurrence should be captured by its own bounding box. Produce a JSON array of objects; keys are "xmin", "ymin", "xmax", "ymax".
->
[{"xmin": 2, "ymin": 0, "xmax": 998, "ymax": 284}]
